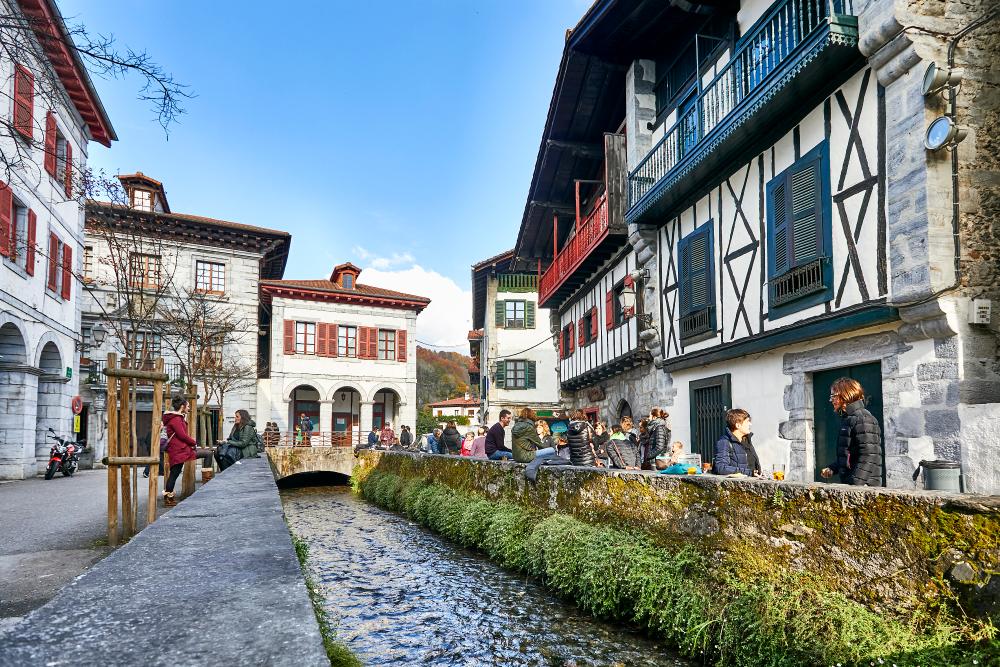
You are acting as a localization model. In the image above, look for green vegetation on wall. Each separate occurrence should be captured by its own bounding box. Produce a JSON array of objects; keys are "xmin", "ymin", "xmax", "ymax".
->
[{"xmin": 356, "ymin": 469, "xmax": 998, "ymax": 667}]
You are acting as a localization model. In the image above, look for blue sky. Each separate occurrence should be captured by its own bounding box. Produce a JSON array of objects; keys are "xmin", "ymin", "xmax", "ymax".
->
[{"xmin": 61, "ymin": 0, "xmax": 589, "ymax": 348}]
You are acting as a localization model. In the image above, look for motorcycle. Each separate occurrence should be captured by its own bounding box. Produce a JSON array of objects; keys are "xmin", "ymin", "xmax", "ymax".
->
[{"xmin": 44, "ymin": 428, "xmax": 85, "ymax": 480}]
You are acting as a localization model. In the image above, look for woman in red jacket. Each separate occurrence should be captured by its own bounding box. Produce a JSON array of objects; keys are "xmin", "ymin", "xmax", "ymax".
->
[{"xmin": 161, "ymin": 397, "xmax": 198, "ymax": 507}]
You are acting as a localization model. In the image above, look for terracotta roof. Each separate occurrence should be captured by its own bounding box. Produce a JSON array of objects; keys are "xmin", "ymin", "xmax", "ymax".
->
[
  {"xmin": 425, "ymin": 397, "xmax": 480, "ymax": 408},
  {"xmin": 88, "ymin": 201, "xmax": 290, "ymax": 237},
  {"xmin": 472, "ymin": 249, "xmax": 514, "ymax": 270},
  {"xmin": 467, "ymin": 329, "xmax": 483, "ymax": 340},
  {"xmin": 261, "ymin": 279, "xmax": 430, "ymax": 303}
]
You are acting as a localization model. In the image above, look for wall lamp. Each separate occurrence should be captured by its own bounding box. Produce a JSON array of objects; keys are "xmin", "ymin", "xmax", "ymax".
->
[
  {"xmin": 922, "ymin": 63, "xmax": 961, "ymax": 97},
  {"xmin": 921, "ymin": 62, "xmax": 967, "ymax": 152}
]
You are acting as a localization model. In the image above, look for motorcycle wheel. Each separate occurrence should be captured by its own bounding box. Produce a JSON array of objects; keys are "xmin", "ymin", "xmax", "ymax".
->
[
  {"xmin": 62, "ymin": 463, "xmax": 76, "ymax": 477},
  {"xmin": 44, "ymin": 461, "xmax": 58, "ymax": 480}
]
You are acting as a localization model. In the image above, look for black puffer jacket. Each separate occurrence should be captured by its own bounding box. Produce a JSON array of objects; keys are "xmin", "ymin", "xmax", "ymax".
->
[
  {"xmin": 592, "ymin": 432, "xmax": 609, "ymax": 459},
  {"xmin": 566, "ymin": 420, "xmax": 596, "ymax": 467},
  {"xmin": 644, "ymin": 417, "xmax": 671, "ymax": 465},
  {"xmin": 439, "ymin": 426, "xmax": 462, "ymax": 455},
  {"xmin": 829, "ymin": 400, "xmax": 883, "ymax": 486},
  {"xmin": 607, "ymin": 433, "xmax": 641, "ymax": 469}
]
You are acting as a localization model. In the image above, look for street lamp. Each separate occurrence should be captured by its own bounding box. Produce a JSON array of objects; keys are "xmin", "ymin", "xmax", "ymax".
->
[{"xmin": 91, "ymin": 323, "xmax": 107, "ymax": 347}]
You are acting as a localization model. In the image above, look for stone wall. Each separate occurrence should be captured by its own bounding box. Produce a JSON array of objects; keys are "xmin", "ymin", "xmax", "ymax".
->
[
  {"xmin": 563, "ymin": 359, "xmax": 676, "ymax": 421},
  {"xmin": 356, "ymin": 451, "xmax": 999, "ymax": 621}
]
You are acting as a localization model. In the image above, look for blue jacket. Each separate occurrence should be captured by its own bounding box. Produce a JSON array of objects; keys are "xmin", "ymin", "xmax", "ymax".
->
[
  {"xmin": 713, "ymin": 431, "xmax": 752, "ymax": 475},
  {"xmin": 367, "ymin": 431, "xmax": 379, "ymax": 446}
]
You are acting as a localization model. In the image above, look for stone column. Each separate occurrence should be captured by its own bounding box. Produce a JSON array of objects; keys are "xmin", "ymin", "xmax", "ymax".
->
[
  {"xmin": 319, "ymin": 400, "xmax": 333, "ymax": 434},
  {"xmin": 625, "ymin": 59, "xmax": 656, "ymax": 172},
  {"xmin": 359, "ymin": 401, "xmax": 374, "ymax": 440},
  {"xmin": 0, "ymin": 369, "xmax": 39, "ymax": 479},
  {"xmin": 35, "ymin": 376, "xmax": 68, "ymax": 466}
]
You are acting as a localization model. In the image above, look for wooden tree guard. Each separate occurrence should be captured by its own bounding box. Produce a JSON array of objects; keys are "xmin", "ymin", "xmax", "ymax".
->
[
  {"xmin": 182, "ymin": 385, "xmax": 197, "ymax": 499},
  {"xmin": 104, "ymin": 354, "xmax": 168, "ymax": 548}
]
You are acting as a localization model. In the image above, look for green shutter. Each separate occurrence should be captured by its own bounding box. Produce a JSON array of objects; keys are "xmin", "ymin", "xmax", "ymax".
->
[
  {"xmin": 494, "ymin": 360, "xmax": 505, "ymax": 389},
  {"xmin": 495, "ymin": 300, "xmax": 505, "ymax": 327},
  {"xmin": 525, "ymin": 301, "xmax": 535, "ymax": 329},
  {"xmin": 679, "ymin": 223, "xmax": 714, "ymax": 316},
  {"xmin": 525, "ymin": 361, "xmax": 536, "ymax": 389}
]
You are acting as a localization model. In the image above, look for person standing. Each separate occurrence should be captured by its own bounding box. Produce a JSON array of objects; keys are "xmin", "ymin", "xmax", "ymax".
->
[
  {"xmin": 821, "ymin": 378, "xmax": 883, "ymax": 486},
  {"xmin": 298, "ymin": 413, "xmax": 313, "ymax": 446},
  {"xmin": 713, "ymin": 409, "xmax": 761, "ymax": 476},
  {"xmin": 592, "ymin": 421, "xmax": 610, "ymax": 468},
  {"xmin": 485, "ymin": 410, "xmax": 514, "ymax": 460},
  {"xmin": 161, "ymin": 397, "xmax": 198, "ymax": 507},
  {"xmin": 399, "ymin": 425, "xmax": 413, "ymax": 449},
  {"xmin": 566, "ymin": 410, "xmax": 598, "ymax": 467},
  {"xmin": 644, "ymin": 408, "xmax": 672, "ymax": 468}
]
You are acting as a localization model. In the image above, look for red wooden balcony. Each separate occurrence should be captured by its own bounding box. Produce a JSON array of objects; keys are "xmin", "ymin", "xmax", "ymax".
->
[{"xmin": 539, "ymin": 194, "xmax": 610, "ymax": 306}]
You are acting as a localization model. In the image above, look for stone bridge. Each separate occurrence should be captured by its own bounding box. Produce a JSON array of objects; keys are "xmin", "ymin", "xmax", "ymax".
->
[{"xmin": 265, "ymin": 446, "xmax": 357, "ymax": 481}]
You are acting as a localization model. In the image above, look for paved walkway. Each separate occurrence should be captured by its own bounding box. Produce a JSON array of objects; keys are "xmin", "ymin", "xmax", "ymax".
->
[{"xmin": 0, "ymin": 467, "xmax": 201, "ymax": 624}]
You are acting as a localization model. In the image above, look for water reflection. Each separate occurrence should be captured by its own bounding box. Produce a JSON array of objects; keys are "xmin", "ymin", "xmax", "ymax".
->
[{"xmin": 282, "ymin": 486, "xmax": 688, "ymax": 667}]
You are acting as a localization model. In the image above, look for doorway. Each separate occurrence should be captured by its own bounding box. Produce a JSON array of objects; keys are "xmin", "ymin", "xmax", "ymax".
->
[{"xmin": 811, "ymin": 362, "xmax": 884, "ymax": 485}]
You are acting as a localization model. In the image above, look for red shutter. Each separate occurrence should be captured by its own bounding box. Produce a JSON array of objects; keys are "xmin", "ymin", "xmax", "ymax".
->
[
  {"xmin": 64, "ymin": 141, "xmax": 73, "ymax": 198},
  {"xmin": 330, "ymin": 324, "xmax": 338, "ymax": 357},
  {"xmin": 591, "ymin": 307, "xmax": 598, "ymax": 339},
  {"xmin": 568, "ymin": 321, "xmax": 575, "ymax": 355},
  {"xmin": 605, "ymin": 291, "xmax": 614, "ymax": 330},
  {"xmin": 578, "ymin": 318, "xmax": 585, "ymax": 347},
  {"xmin": 559, "ymin": 329, "xmax": 565, "ymax": 359},
  {"xmin": 283, "ymin": 320, "xmax": 295, "ymax": 355},
  {"xmin": 365, "ymin": 327, "xmax": 378, "ymax": 359},
  {"xmin": 25, "ymin": 209, "xmax": 36, "ymax": 275},
  {"xmin": 13, "ymin": 64, "xmax": 33, "ymax": 140},
  {"xmin": 60, "ymin": 244, "xmax": 72, "ymax": 299},
  {"xmin": 47, "ymin": 233, "xmax": 58, "ymax": 290},
  {"xmin": 396, "ymin": 329, "xmax": 407, "ymax": 362},
  {"xmin": 0, "ymin": 181, "xmax": 10, "ymax": 257},
  {"xmin": 44, "ymin": 112, "xmax": 56, "ymax": 177},
  {"xmin": 357, "ymin": 327, "xmax": 369, "ymax": 359},
  {"xmin": 316, "ymin": 323, "xmax": 328, "ymax": 356}
]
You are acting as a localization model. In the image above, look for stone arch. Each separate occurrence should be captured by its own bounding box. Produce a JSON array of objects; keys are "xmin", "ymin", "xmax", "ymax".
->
[
  {"xmin": 0, "ymin": 317, "xmax": 34, "ymax": 477},
  {"xmin": 283, "ymin": 379, "xmax": 328, "ymax": 402},
  {"xmin": 37, "ymin": 341, "xmax": 63, "ymax": 375},
  {"xmin": 329, "ymin": 385, "xmax": 363, "ymax": 444},
  {"xmin": 326, "ymin": 384, "xmax": 362, "ymax": 402},
  {"xmin": 616, "ymin": 399, "xmax": 633, "ymax": 421},
  {"xmin": 371, "ymin": 386, "xmax": 403, "ymax": 431},
  {"xmin": 0, "ymin": 320, "xmax": 28, "ymax": 364},
  {"xmin": 366, "ymin": 382, "xmax": 406, "ymax": 403},
  {"xmin": 35, "ymin": 341, "xmax": 68, "ymax": 462},
  {"xmin": 33, "ymin": 332, "xmax": 66, "ymax": 372}
]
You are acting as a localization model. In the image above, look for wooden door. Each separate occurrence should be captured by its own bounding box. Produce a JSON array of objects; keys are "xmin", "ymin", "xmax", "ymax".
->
[{"xmin": 812, "ymin": 362, "xmax": 884, "ymax": 484}]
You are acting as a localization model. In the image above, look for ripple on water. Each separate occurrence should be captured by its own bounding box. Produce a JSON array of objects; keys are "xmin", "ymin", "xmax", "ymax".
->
[{"xmin": 281, "ymin": 487, "xmax": 689, "ymax": 667}]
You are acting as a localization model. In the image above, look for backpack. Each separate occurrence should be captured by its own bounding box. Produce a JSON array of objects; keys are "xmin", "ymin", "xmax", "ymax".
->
[{"xmin": 255, "ymin": 432, "xmax": 264, "ymax": 450}]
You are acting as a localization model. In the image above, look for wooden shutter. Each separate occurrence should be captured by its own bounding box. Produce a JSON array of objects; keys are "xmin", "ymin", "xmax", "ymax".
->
[
  {"xmin": 357, "ymin": 327, "xmax": 368, "ymax": 358},
  {"xmin": 44, "ymin": 112, "xmax": 57, "ymax": 177},
  {"xmin": 605, "ymin": 291, "xmax": 614, "ymax": 330},
  {"xmin": 47, "ymin": 233, "xmax": 58, "ymax": 290},
  {"xmin": 578, "ymin": 317, "xmax": 586, "ymax": 347},
  {"xmin": 679, "ymin": 224, "xmax": 713, "ymax": 316},
  {"xmin": 590, "ymin": 307, "xmax": 598, "ymax": 339},
  {"xmin": 789, "ymin": 155, "xmax": 824, "ymax": 266},
  {"xmin": 359, "ymin": 327, "xmax": 377, "ymax": 359},
  {"xmin": 25, "ymin": 209, "xmax": 36, "ymax": 275},
  {"xmin": 0, "ymin": 181, "xmax": 10, "ymax": 257},
  {"xmin": 525, "ymin": 301, "xmax": 535, "ymax": 329},
  {"xmin": 495, "ymin": 360, "xmax": 505, "ymax": 389},
  {"xmin": 568, "ymin": 321, "xmax": 575, "ymax": 355},
  {"xmin": 283, "ymin": 320, "xmax": 295, "ymax": 355},
  {"xmin": 329, "ymin": 324, "xmax": 338, "ymax": 357},
  {"xmin": 767, "ymin": 177, "xmax": 790, "ymax": 277},
  {"xmin": 525, "ymin": 361, "xmax": 536, "ymax": 389},
  {"xmin": 64, "ymin": 142, "xmax": 73, "ymax": 198},
  {"xmin": 494, "ymin": 300, "xmax": 505, "ymax": 327},
  {"xmin": 13, "ymin": 64, "xmax": 33, "ymax": 140},
  {"xmin": 317, "ymin": 323, "xmax": 329, "ymax": 356},
  {"xmin": 368, "ymin": 327, "xmax": 379, "ymax": 358},
  {"xmin": 60, "ymin": 244, "xmax": 72, "ymax": 299},
  {"xmin": 396, "ymin": 329, "xmax": 407, "ymax": 362},
  {"xmin": 559, "ymin": 328, "xmax": 565, "ymax": 359}
]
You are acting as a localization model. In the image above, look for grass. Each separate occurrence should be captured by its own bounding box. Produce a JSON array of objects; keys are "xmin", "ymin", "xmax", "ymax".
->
[
  {"xmin": 291, "ymin": 534, "xmax": 363, "ymax": 667},
  {"xmin": 357, "ymin": 469, "xmax": 997, "ymax": 667}
]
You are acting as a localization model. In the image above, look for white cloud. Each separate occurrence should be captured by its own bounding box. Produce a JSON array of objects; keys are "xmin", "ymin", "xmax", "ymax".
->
[
  {"xmin": 359, "ymin": 266, "xmax": 471, "ymax": 350},
  {"xmin": 352, "ymin": 246, "xmax": 415, "ymax": 270}
]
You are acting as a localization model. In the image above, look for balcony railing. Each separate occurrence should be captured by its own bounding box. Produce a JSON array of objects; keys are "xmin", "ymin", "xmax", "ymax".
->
[
  {"xmin": 498, "ymin": 273, "xmax": 538, "ymax": 293},
  {"xmin": 629, "ymin": 0, "xmax": 856, "ymax": 208},
  {"xmin": 539, "ymin": 192, "xmax": 609, "ymax": 305}
]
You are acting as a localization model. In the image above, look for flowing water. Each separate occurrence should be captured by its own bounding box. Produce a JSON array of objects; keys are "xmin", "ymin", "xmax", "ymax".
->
[{"xmin": 282, "ymin": 486, "xmax": 688, "ymax": 667}]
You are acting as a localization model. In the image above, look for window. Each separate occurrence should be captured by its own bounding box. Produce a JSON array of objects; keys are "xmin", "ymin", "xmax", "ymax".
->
[
  {"xmin": 437, "ymin": 410, "xmax": 443, "ymax": 416},
  {"xmin": 377, "ymin": 329, "xmax": 396, "ymax": 360},
  {"xmin": 195, "ymin": 260, "xmax": 225, "ymax": 294},
  {"xmin": 689, "ymin": 374, "xmax": 731, "ymax": 466},
  {"xmin": 505, "ymin": 300, "xmax": 525, "ymax": 328},
  {"xmin": 12, "ymin": 64, "xmax": 33, "ymax": 140},
  {"xmin": 6, "ymin": 202, "xmax": 27, "ymax": 271},
  {"xmin": 766, "ymin": 141, "xmax": 832, "ymax": 318},
  {"xmin": 126, "ymin": 331, "xmax": 161, "ymax": 360},
  {"xmin": 342, "ymin": 274, "xmax": 354, "ymax": 289},
  {"xmin": 132, "ymin": 189, "xmax": 153, "ymax": 212},
  {"xmin": 337, "ymin": 325, "xmax": 357, "ymax": 358},
  {"xmin": 496, "ymin": 359, "xmax": 536, "ymax": 390},
  {"xmin": 579, "ymin": 307, "xmax": 598, "ymax": 346},
  {"xmin": 198, "ymin": 344, "xmax": 222, "ymax": 370},
  {"xmin": 46, "ymin": 233, "xmax": 62, "ymax": 293},
  {"xmin": 495, "ymin": 299, "xmax": 535, "ymax": 329},
  {"xmin": 129, "ymin": 253, "xmax": 161, "ymax": 289},
  {"xmin": 560, "ymin": 322, "xmax": 575, "ymax": 359},
  {"xmin": 295, "ymin": 322, "xmax": 316, "ymax": 355},
  {"xmin": 83, "ymin": 246, "xmax": 94, "ymax": 281},
  {"xmin": 678, "ymin": 221, "xmax": 716, "ymax": 342}
]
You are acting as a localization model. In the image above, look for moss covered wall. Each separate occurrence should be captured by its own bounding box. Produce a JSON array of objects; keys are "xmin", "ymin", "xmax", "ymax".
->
[{"xmin": 355, "ymin": 452, "xmax": 999, "ymax": 620}]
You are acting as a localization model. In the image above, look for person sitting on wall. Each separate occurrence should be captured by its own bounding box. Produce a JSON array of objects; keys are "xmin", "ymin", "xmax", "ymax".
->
[
  {"xmin": 821, "ymin": 377, "xmax": 884, "ymax": 486},
  {"xmin": 607, "ymin": 418, "xmax": 641, "ymax": 470},
  {"xmin": 644, "ymin": 408, "xmax": 672, "ymax": 468},
  {"xmin": 655, "ymin": 441, "xmax": 686, "ymax": 470},
  {"xmin": 439, "ymin": 421, "xmax": 463, "ymax": 455},
  {"xmin": 485, "ymin": 410, "xmax": 514, "ymax": 460},
  {"xmin": 460, "ymin": 431, "xmax": 475, "ymax": 456},
  {"xmin": 427, "ymin": 428, "xmax": 442, "ymax": 454},
  {"xmin": 380, "ymin": 421, "xmax": 396, "ymax": 448},
  {"xmin": 470, "ymin": 428, "xmax": 487, "ymax": 458},
  {"xmin": 367, "ymin": 426, "xmax": 380, "ymax": 448},
  {"xmin": 713, "ymin": 408, "xmax": 761, "ymax": 476},
  {"xmin": 511, "ymin": 408, "xmax": 555, "ymax": 463},
  {"xmin": 566, "ymin": 410, "xmax": 599, "ymax": 467}
]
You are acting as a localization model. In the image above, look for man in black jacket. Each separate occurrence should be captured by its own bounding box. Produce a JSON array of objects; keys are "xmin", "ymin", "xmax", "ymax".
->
[{"xmin": 485, "ymin": 410, "xmax": 513, "ymax": 460}]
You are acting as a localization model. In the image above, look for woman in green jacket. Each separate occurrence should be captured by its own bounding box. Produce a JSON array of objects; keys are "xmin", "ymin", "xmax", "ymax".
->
[
  {"xmin": 511, "ymin": 408, "xmax": 555, "ymax": 463},
  {"xmin": 218, "ymin": 409, "xmax": 259, "ymax": 467}
]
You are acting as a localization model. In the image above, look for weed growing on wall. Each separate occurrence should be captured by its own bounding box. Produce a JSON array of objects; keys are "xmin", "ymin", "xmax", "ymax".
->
[{"xmin": 356, "ymin": 469, "xmax": 998, "ymax": 667}]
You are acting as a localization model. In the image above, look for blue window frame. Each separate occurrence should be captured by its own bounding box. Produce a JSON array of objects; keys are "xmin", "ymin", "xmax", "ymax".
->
[
  {"xmin": 766, "ymin": 140, "xmax": 833, "ymax": 319},
  {"xmin": 678, "ymin": 220, "xmax": 716, "ymax": 342}
]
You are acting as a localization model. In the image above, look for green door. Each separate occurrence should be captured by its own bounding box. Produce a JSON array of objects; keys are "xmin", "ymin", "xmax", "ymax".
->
[{"xmin": 812, "ymin": 362, "xmax": 884, "ymax": 485}]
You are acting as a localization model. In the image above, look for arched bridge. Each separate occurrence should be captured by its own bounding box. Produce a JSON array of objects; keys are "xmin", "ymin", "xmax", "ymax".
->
[{"xmin": 265, "ymin": 444, "xmax": 357, "ymax": 481}]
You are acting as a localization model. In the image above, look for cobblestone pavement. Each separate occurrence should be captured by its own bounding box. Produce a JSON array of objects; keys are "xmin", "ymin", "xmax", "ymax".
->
[{"xmin": 0, "ymin": 467, "xmax": 198, "ymax": 624}]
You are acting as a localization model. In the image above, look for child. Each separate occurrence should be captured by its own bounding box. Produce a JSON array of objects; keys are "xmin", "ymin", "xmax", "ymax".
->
[{"xmin": 460, "ymin": 431, "xmax": 475, "ymax": 456}]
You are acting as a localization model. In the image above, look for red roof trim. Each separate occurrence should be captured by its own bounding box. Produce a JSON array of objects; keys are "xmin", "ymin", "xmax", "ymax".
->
[
  {"xmin": 425, "ymin": 398, "xmax": 480, "ymax": 407},
  {"xmin": 18, "ymin": 0, "xmax": 116, "ymax": 146},
  {"xmin": 261, "ymin": 283, "xmax": 429, "ymax": 313}
]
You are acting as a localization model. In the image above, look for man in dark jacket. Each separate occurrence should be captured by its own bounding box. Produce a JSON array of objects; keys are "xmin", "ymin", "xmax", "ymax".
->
[
  {"xmin": 485, "ymin": 410, "xmax": 513, "ymax": 460},
  {"xmin": 367, "ymin": 427, "xmax": 379, "ymax": 447},
  {"xmin": 399, "ymin": 425, "xmax": 413, "ymax": 449},
  {"xmin": 713, "ymin": 409, "xmax": 761, "ymax": 476},
  {"xmin": 822, "ymin": 378, "xmax": 883, "ymax": 486}
]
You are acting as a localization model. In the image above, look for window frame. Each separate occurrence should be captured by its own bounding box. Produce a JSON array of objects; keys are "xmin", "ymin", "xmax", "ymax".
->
[
  {"xmin": 195, "ymin": 259, "xmax": 226, "ymax": 295},
  {"xmin": 132, "ymin": 188, "xmax": 153, "ymax": 212},
  {"xmin": 504, "ymin": 299, "xmax": 526, "ymax": 329},
  {"xmin": 377, "ymin": 329, "xmax": 396, "ymax": 360},
  {"xmin": 5, "ymin": 199, "xmax": 29, "ymax": 275},
  {"xmin": 126, "ymin": 330, "xmax": 162, "ymax": 360},
  {"xmin": 295, "ymin": 321, "xmax": 316, "ymax": 355},
  {"xmin": 129, "ymin": 253, "xmax": 161, "ymax": 290},
  {"xmin": 677, "ymin": 221, "xmax": 717, "ymax": 344},
  {"xmin": 505, "ymin": 359, "xmax": 527, "ymax": 390},
  {"xmin": 337, "ymin": 325, "xmax": 357, "ymax": 358}
]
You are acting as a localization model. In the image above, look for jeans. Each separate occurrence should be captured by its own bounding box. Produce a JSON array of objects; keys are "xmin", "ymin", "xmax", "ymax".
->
[
  {"xmin": 534, "ymin": 447, "xmax": 556, "ymax": 458},
  {"xmin": 488, "ymin": 450, "xmax": 513, "ymax": 460}
]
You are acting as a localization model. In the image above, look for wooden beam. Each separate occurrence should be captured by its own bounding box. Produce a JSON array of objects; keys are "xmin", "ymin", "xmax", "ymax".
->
[
  {"xmin": 545, "ymin": 139, "xmax": 604, "ymax": 159},
  {"xmin": 530, "ymin": 200, "xmax": 575, "ymax": 213}
]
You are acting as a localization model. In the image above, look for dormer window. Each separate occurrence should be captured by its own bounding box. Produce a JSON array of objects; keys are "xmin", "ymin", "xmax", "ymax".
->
[
  {"xmin": 329, "ymin": 262, "xmax": 361, "ymax": 289},
  {"xmin": 132, "ymin": 189, "xmax": 152, "ymax": 212},
  {"xmin": 342, "ymin": 274, "xmax": 354, "ymax": 289}
]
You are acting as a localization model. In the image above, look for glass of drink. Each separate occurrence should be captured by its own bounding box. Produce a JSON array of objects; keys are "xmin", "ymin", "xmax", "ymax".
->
[
  {"xmin": 772, "ymin": 463, "xmax": 786, "ymax": 481},
  {"xmin": 702, "ymin": 462, "xmax": 712, "ymax": 474}
]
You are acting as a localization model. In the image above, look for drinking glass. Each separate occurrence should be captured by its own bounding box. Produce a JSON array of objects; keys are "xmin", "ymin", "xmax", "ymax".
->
[{"xmin": 772, "ymin": 463, "xmax": 786, "ymax": 481}]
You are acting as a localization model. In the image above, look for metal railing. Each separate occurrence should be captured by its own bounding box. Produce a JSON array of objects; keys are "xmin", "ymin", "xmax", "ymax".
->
[
  {"xmin": 539, "ymin": 192, "xmax": 609, "ymax": 305},
  {"xmin": 630, "ymin": 0, "xmax": 855, "ymax": 207},
  {"xmin": 264, "ymin": 432, "xmax": 357, "ymax": 448}
]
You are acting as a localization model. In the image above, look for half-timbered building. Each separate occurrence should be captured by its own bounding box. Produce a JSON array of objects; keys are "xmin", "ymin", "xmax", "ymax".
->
[{"xmin": 516, "ymin": 0, "xmax": 1000, "ymax": 493}]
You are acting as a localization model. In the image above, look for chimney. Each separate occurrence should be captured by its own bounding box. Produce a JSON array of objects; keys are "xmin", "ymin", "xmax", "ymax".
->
[{"xmin": 464, "ymin": 392, "xmax": 470, "ymax": 401}]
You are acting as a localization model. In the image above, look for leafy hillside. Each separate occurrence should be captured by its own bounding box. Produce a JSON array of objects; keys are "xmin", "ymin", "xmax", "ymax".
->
[{"xmin": 417, "ymin": 346, "xmax": 475, "ymax": 409}]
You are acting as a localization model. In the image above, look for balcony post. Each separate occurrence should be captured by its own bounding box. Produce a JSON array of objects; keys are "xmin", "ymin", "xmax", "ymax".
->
[{"xmin": 552, "ymin": 213, "xmax": 558, "ymax": 259}]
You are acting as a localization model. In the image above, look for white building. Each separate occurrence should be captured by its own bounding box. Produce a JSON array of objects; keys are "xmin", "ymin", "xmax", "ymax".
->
[
  {"xmin": 0, "ymin": 0, "xmax": 115, "ymax": 478},
  {"xmin": 470, "ymin": 250, "xmax": 560, "ymax": 424},
  {"xmin": 79, "ymin": 173, "xmax": 290, "ymax": 461},
  {"xmin": 514, "ymin": 0, "xmax": 1000, "ymax": 492},
  {"xmin": 425, "ymin": 396, "xmax": 482, "ymax": 431},
  {"xmin": 258, "ymin": 262, "xmax": 429, "ymax": 443}
]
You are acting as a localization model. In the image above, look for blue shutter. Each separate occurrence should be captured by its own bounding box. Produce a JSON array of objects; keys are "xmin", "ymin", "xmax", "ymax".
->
[
  {"xmin": 679, "ymin": 222, "xmax": 714, "ymax": 317},
  {"xmin": 789, "ymin": 155, "xmax": 823, "ymax": 265},
  {"xmin": 767, "ymin": 178, "xmax": 791, "ymax": 279}
]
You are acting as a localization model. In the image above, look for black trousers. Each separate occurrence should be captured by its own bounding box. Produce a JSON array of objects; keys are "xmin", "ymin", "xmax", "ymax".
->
[{"xmin": 165, "ymin": 463, "xmax": 184, "ymax": 493}]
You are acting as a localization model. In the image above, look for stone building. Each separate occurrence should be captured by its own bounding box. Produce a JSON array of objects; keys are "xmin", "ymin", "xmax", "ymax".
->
[
  {"xmin": 470, "ymin": 250, "xmax": 561, "ymax": 424},
  {"xmin": 79, "ymin": 173, "xmax": 290, "ymax": 462},
  {"xmin": 0, "ymin": 0, "xmax": 115, "ymax": 478},
  {"xmin": 514, "ymin": 0, "xmax": 1000, "ymax": 492},
  {"xmin": 257, "ymin": 262, "xmax": 428, "ymax": 443}
]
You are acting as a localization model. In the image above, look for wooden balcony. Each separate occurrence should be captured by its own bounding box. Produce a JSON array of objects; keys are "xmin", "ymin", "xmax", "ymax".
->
[
  {"xmin": 628, "ymin": 0, "xmax": 861, "ymax": 225},
  {"xmin": 538, "ymin": 134, "xmax": 629, "ymax": 309}
]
